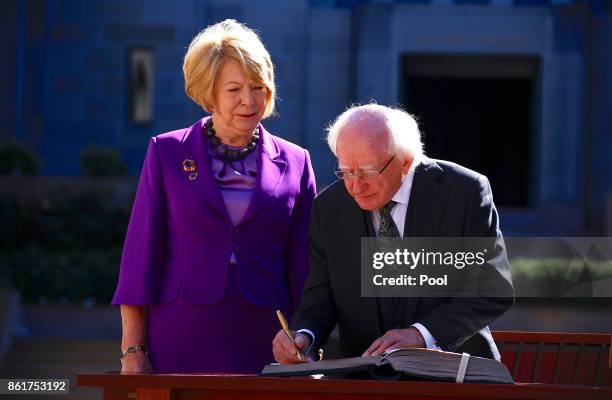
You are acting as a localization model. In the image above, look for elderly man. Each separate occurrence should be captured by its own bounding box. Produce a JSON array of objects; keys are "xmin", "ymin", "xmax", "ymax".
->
[{"xmin": 272, "ymin": 104, "xmax": 514, "ymax": 364}]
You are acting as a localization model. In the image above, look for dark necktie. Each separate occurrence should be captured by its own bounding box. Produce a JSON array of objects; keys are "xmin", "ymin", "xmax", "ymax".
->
[
  {"xmin": 377, "ymin": 201, "xmax": 404, "ymax": 328},
  {"xmin": 379, "ymin": 201, "xmax": 400, "ymax": 238}
]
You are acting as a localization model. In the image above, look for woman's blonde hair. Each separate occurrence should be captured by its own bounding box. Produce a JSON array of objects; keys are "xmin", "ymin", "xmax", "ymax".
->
[{"xmin": 183, "ymin": 19, "xmax": 276, "ymax": 117}]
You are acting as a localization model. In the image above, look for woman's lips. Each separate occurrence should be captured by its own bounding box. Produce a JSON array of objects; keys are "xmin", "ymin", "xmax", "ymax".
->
[{"xmin": 237, "ymin": 112, "xmax": 258, "ymax": 118}]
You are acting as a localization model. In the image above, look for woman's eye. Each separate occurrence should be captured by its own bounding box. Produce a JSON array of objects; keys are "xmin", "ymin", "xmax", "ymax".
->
[{"xmin": 227, "ymin": 88, "xmax": 239, "ymax": 92}]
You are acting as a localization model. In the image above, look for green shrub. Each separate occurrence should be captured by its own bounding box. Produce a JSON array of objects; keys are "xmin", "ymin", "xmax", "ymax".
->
[
  {"xmin": 80, "ymin": 146, "xmax": 128, "ymax": 177},
  {"xmin": 0, "ymin": 181, "xmax": 132, "ymax": 304},
  {"xmin": 0, "ymin": 246, "xmax": 121, "ymax": 304},
  {"xmin": 0, "ymin": 189, "xmax": 130, "ymax": 252},
  {"xmin": 0, "ymin": 140, "xmax": 42, "ymax": 175},
  {"xmin": 510, "ymin": 257, "xmax": 612, "ymax": 302}
]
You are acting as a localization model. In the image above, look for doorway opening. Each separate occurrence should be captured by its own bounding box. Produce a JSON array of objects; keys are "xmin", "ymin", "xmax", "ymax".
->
[{"xmin": 400, "ymin": 54, "xmax": 539, "ymax": 208}]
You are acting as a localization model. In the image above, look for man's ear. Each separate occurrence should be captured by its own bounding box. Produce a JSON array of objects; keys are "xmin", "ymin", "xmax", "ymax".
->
[{"xmin": 401, "ymin": 154, "xmax": 413, "ymax": 175}]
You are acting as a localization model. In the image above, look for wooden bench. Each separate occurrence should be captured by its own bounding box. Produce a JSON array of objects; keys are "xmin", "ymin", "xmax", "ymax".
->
[{"xmin": 493, "ymin": 331, "xmax": 612, "ymax": 386}]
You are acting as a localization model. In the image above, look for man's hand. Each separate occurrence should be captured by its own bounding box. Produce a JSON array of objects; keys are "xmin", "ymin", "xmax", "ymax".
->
[
  {"xmin": 272, "ymin": 330, "xmax": 312, "ymax": 364},
  {"xmin": 362, "ymin": 327, "xmax": 425, "ymax": 357},
  {"xmin": 120, "ymin": 351, "xmax": 153, "ymax": 374}
]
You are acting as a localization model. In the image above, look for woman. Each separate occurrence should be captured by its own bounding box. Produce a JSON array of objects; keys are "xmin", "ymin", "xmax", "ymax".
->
[{"xmin": 112, "ymin": 19, "xmax": 316, "ymax": 374}]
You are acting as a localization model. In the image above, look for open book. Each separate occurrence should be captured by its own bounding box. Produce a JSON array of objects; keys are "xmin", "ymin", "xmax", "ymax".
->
[{"xmin": 261, "ymin": 348, "xmax": 514, "ymax": 384}]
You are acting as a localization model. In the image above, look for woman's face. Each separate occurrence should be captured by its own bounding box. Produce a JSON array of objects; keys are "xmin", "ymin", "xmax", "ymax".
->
[{"xmin": 211, "ymin": 59, "xmax": 267, "ymax": 142}]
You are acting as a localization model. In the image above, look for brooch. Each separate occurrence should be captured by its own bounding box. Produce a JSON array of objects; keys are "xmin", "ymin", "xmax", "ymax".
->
[
  {"xmin": 183, "ymin": 159, "xmax": 198, "ymax": 180},
  {"xmin": 183, "ymin": 159, "xmax": 196, "ymax": 172}
]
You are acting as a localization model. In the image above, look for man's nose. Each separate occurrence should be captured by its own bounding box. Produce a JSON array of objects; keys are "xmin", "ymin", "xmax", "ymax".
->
[{"xmin": 351, "ymin": 175, "xmax": 367, "ymax": 193}]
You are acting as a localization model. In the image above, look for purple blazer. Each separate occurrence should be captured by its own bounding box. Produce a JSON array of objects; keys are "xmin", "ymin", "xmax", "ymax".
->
[{"xmin": 112, "ymin": 118, "xmax": 316, "ymax": 310}]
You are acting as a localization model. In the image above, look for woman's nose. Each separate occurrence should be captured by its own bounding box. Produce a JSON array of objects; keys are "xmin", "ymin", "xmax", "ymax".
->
[{"xmin": 241, "ymin": 88, "xmax": 255, "ymax": 106}]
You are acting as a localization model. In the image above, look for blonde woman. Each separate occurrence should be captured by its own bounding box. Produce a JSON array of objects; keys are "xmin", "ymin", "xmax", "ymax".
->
[{"xmin": 113, "ymin": 19, "xmax": 316, "ymax": 373}]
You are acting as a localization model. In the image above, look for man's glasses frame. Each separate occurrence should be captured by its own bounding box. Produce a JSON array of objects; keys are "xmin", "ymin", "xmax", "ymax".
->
[{"xmin": 334, "ymin": 155, "xmax": 395, "ymax": 181}]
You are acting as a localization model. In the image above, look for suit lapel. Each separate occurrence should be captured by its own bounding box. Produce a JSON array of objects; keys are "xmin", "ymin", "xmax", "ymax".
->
[
  {"xmin": 339, "ymin": 191, "xmax": 384, "ymax": 339},
  {"xmin": 181, "ymin": 118, "xmax": 228, "ymax": 217},
  {"xmin": 405, "ymin": 158, "xmax": 447, "ymax": 237},
  {"xmin": 239, "ymin": 125, "xmax": 287, "ymax": 226},
  {"xmin": 394, "ymin": 159, "xmax": 447, "ymax": 330}
]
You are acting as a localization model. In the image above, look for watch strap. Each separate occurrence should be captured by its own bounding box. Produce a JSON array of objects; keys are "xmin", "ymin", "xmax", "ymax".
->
[{"xmin": 120, "ymin": 345, "xmax": 148, "ymax": 360}]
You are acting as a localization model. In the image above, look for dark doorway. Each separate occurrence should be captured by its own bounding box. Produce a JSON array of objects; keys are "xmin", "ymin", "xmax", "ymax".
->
[{"xmin": 400, "ymin": 55, "xmax": 539, "ymax": 208}]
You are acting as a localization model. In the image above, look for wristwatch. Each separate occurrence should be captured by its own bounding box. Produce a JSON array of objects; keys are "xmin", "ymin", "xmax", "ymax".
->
[{"xmin": 120, "ymin": 345, "xmax": 148, "ymax": 360}]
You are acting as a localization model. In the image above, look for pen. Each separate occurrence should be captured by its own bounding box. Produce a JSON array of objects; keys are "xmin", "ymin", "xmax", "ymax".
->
[{"xmin": 276, "ymin": 309, "xmax": 303, "ymax": 361}]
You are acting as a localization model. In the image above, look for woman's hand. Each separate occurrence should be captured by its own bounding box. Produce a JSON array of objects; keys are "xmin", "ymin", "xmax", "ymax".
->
[{"xmin": 120, "ymin": 351, "xmax": 153, "ymax": 374}]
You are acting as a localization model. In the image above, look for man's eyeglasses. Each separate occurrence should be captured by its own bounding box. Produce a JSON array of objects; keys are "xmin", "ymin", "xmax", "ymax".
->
[{"xmin": 334, "ymin": 155, "xmax": 395, "ymax": 181}]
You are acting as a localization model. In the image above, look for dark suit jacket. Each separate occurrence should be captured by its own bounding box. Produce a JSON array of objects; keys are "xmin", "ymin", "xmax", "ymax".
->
[{"xmin": 291, "ymin": 157, "xmax": 514, "ymax": 360}]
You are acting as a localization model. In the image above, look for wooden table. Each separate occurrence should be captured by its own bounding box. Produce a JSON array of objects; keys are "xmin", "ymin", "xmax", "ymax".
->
[{"xmin": 78, "ymin": 373, "xmax": 612, "ymax": 400}]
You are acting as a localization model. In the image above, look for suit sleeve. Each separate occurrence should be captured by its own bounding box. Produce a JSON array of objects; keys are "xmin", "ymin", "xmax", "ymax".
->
[
  {"xmin": 112, "ymin": 137, "xmax": 167, "ymax": 305},
  {"xmin": 286, "ymin": 149, "xmax": 317, "ymax": 311},
  {"xmin": 416, "ymin": 175, "xmax": 514, "ymax": 352},
  {"xmin": 290, "ymin": 195, "xmax": 338, "ymax": 352}
]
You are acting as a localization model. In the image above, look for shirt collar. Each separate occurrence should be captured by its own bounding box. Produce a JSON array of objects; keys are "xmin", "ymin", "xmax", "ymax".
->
[{"xmin": 391, "ymin": 160, "xmax": 418, "ymax": 205}]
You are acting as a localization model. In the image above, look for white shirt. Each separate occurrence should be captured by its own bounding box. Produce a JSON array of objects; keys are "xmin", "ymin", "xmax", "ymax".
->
[
  {"xmin": 370, "ymin": 163, "xmax": 440, "ymax": 351},
  {"xmin": 371, "ymin": 163, "xmax": 415, "ymax": 238},
  {"xmin": 299, "ymin": 161, "xmax": 440, "ymax": 354}
]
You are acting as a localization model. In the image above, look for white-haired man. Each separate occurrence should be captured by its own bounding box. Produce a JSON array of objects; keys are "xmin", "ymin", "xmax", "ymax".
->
[{"xmin": 272, "ymin": 104, "xmax": 514, "ymax": 364}]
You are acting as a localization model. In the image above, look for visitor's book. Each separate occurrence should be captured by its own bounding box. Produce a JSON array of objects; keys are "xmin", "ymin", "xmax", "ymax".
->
[{"xmin": 261, "ymin": 348, "xmax": 514, "ymax": 384}]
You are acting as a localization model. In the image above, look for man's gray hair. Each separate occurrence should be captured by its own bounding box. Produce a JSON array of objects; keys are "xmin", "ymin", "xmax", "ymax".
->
[{"xmin": 326, "ymin": 103, "xmax": 424, "ymax": 161}]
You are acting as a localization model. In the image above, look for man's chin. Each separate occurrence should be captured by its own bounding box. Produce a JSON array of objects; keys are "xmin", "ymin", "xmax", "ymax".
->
[{"xmin": 355, "ymin": 197, "xmax": 380, "ymax": 211}]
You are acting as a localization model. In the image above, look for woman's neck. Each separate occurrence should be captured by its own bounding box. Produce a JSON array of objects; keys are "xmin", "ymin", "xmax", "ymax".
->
[
  {"xmin": 217, "ymin": 133, "xmax": 252, "ymax": 147},
  {"xmin": 211, "ymin": 119, "xmax": 253, "ymax": 147}
]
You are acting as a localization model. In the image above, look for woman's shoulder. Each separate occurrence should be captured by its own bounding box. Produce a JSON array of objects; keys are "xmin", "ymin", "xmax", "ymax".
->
[
  {"xmin": 265, "ymin": 133, "xmax": 312, "ymax": 170},
  {"xmin": 264, "ymin": 128, "xmax": 309, "ymax": 157},
  {"xmin": 154, "ymin": 128, "xmax": 187, "ymax": 143},
  {"xmin": 150, "ymin": 119, "xmax": 203, "ymax": 147}
]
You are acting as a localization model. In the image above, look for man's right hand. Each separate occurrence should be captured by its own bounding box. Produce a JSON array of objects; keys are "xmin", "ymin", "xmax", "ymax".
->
[
  {"xmin": 120, "ymin": 351, "xmax": 153, "ymax": 374},
  {"xmin": 272, "ymin": 330, "xmax": 312, "ymax": 364}
]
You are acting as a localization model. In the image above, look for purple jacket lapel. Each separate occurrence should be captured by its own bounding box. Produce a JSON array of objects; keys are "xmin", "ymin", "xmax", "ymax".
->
[
  {"xmin": 181, "ymin": 118, "xmax": 228, "ymax": 217},
  {"xmin": 180, "ymin": 117, "xmax": 288, "ymax": 225},
  {"xmin": 240, "ymin": 124, "xmax": 287, "ymax": 226}
]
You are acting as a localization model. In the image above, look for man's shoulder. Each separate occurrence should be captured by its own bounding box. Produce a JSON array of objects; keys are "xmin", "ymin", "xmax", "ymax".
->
[
  {"xmin": 316, "ymin": 179, "xmax": 348, "ymax": 201},
  {"xmin": 312, "ymin": 180, "xmax": 356, "ymax": 214},
  {"xmin": 419, "ymin": 157, "xmax": 486, "ymax": 188}
]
